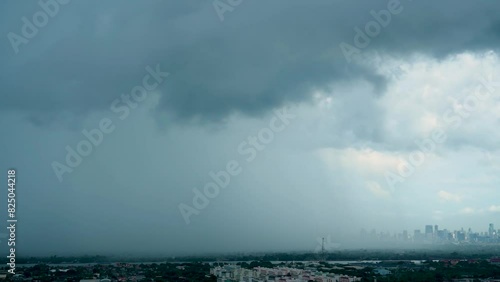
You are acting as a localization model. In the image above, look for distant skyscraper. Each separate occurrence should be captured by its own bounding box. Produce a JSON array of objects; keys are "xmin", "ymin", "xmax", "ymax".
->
[
  {"xmin": 425, "ymin": 225, "xmax": 433, "ymax": 235},
  {"xmin": 489, "ymin": 223, "xmax": 495, "ymax": 237},
  {"xmin": 434, "ymin": 225, "xmax": 439, "ymax": 234},
  {"xmin": 457, "ymin": 231, "xmax": 466, "ymax": 241},
  {"xmin": 437, "ymin": 229, "xmax": 446, "ymax": 240}
]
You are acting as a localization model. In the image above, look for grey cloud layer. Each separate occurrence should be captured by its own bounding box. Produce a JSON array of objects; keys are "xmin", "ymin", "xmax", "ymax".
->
[{"xmin": 2, "ymin": 0, "xmax": 500, "ymax": 123}]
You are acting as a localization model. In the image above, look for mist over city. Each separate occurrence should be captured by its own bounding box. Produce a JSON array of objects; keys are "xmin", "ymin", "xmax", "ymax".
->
[{"xmin": 1, "ymin": 0, "xmax": 500, "ymax": 281}]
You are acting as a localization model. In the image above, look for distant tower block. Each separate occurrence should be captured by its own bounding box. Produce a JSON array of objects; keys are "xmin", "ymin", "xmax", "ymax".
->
[
  {"xmin": 425, "ymin": 225, "xmax": 433, "ymax": 239},
  {"xmin": 321, "ymin": 237, "xmax": 326, "ymax": 261}
]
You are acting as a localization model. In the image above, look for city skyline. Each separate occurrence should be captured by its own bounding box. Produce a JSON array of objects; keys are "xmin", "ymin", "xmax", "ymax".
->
[{"xmin": 360, "ymin": 223, "xmax": 499, "ymax": 236}]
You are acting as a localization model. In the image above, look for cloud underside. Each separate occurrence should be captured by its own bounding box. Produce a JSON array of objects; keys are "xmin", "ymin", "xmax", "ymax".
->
[{"xmin": 2, "ymin": 0, "xmax": 500, "ymax": 123}]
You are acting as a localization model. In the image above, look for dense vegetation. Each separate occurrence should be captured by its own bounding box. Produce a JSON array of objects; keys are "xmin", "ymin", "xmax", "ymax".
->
[{"xmin": 2, "ymin": 262, "xmax": 217, "ymax": 282}]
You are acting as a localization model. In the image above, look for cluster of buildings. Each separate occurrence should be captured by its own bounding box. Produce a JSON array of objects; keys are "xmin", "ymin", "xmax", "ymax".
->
[
  {"xmin": 361, "ymin": 223, "xmax": 500, "ymax": 244},
  {"xmin": 2, "ymin": 263, "xmax": 149, "ymax": 281},
  {"xmin": 210, "ymin": 265, "xmax": 360, "ymax": 282}
]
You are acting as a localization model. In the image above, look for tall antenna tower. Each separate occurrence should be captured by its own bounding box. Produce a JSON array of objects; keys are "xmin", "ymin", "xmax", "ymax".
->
[{"xmin": 321, "ymin": 237, "xmax": 326, "ymax": 261}]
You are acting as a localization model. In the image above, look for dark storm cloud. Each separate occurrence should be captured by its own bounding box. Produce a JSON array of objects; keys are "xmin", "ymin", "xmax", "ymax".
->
[{"xmin": 1, "ymin": 0, "xmax": 500, "ymax": 123}]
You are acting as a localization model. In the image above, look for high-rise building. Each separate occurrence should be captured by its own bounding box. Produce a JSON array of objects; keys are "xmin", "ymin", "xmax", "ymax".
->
[
  {"xmin": 457, "ymin": 231, "xmax": 466, "ymax": 241},
  {"xmin": 434, "ymin": 225, "xmax": 439, "ymax": 234},
  {"xmin": 437, "ymin": 230, "xmax": 446, "ymax": 240},
  {"xmin": 489, "ymin": 223, "xmax": 495, "ymax": 237},
  {"xmin": 425, "ymin": 225, "xmax": 433, "ymax": 235}
]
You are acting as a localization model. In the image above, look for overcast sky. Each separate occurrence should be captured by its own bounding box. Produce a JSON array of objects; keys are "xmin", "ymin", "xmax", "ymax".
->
[{"xmin": 1, "ymin": 0, "xmax": 500, "ymax": 256}]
